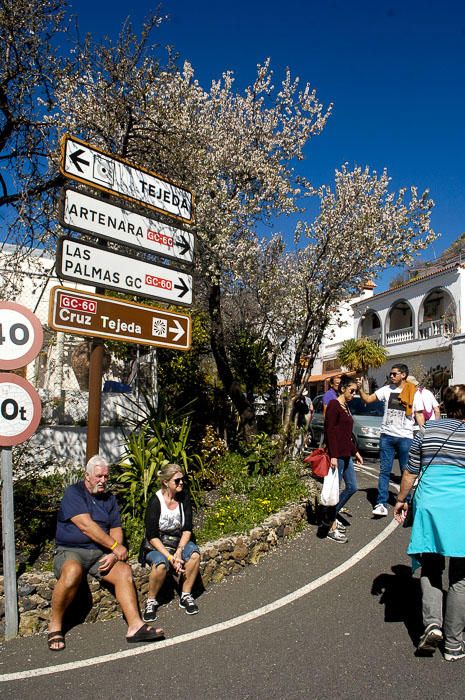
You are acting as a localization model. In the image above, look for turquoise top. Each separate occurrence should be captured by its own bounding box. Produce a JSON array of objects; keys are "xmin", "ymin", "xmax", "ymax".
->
[{"xmin": 408, "ymin": 463, "xmax": 465, "ymax": 560}]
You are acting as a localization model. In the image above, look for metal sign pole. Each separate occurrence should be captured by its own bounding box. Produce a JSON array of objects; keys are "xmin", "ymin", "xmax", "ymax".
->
[
  {"xmin": 1, "ymin": 447, "xmax": 18, "ymax": 640},
  {"xmin": 86, "ymin": 339, "xmax": 104, "ymax": 462}
]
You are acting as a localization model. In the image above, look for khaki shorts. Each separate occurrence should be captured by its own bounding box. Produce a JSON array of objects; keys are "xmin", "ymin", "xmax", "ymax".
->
[{"xmin": 54, "ymin": 546, "xmax": 106, "ymax": 580}]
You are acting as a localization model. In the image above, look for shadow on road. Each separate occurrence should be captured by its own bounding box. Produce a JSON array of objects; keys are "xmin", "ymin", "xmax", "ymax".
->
[{"xmin": 371, "ymin": 564, "xmax": 423, "ymax": 646}]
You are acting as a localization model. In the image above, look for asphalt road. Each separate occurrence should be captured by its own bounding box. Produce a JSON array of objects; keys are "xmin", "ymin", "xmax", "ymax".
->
[{"xmin": 1, "ymin": 461, "xmax": 464, "ymax": 699}]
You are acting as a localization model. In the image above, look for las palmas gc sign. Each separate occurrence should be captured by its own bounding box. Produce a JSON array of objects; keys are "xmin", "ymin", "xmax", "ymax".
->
[
  {"xmin": 60, "ymin": 135, "xmax": 194, "ymax": 223},
  {"xmin": 56, "ymin": 237, "xmax": 193, "ymax": 307}
]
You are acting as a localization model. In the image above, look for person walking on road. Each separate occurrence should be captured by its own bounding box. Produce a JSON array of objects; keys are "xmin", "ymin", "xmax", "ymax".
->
[
  {"xmin": 410, "ymin": 375, "xmax": 441, "ymax": 434},
  {"xmin": 358, "ymin": 364, "xmax": 415, "ymax": 516},
  {"xmin": 394, "ymin": 385, "xmax": 465, "ymax": 661},
  {"xmin": 323, "ymin": 375, "xmax": 363, "ymax": 543}
]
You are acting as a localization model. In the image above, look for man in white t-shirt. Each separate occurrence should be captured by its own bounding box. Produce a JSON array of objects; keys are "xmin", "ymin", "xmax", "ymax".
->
[
  {"xmin": 358, "ymin": 364, "xmax": 415, "ymax": 516},
  {"xmin": 409, "ymin": 375, "xmax": 441, "ymax": 431}
]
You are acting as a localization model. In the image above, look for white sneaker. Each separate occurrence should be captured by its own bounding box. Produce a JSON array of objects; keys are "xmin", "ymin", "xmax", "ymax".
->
[{"xmin": 372, "ymin": 503, "xmax": 388, "ymax": 516}]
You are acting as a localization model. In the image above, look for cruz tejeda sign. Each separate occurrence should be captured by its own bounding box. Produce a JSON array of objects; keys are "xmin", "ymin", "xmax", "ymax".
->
[
  {"xmin": 60, "ymin": 188, "xmax": 195, "ymax": 264},
  {"xmin": 56, "ymin": 237, "xmax": 193, "ymax": 307},
  {"xmin": 60, "ymin": 134, "xmax": 194, "ymax": 223},
  {"xmin": 49, "ymin": 287, "xmax": 192, "ymax": 351}
]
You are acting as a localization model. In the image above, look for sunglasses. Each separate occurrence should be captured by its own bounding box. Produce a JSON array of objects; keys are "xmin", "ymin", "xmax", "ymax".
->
[
  {"xmin": 173, "ymin": 477, "xmax": 184, "ymax": 485},
  {"xmin": 390, "ymin": 371, "xmax": 401, "ymax": 376}
]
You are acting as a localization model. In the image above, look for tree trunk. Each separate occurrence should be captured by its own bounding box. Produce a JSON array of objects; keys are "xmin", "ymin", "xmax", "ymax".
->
[{"xmin": 208, "ymin": 282, "xmax": 256, "ymax": 440}]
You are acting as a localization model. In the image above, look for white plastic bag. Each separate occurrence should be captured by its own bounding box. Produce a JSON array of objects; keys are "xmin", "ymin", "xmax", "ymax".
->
[{"xmin": 320, "ymin": 467, "xmax": 339, "ymax": 506}]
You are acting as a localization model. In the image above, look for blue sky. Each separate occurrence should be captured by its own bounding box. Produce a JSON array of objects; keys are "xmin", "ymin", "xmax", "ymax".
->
[{"xmin": 74, "ymin": 0, "xmax": 465, "ymax": 291}]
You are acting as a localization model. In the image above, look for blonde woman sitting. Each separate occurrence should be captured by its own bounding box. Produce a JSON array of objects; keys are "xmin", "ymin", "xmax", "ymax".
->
[{"xmin": 140, "ymin": 464, "xmax": 201, "ymax": 620}]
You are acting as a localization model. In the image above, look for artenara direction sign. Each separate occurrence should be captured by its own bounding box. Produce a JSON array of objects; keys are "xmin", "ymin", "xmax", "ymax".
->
[
  {"xmin": 60, "ymin": 188, "xmax": 195, "ymax": 264},
  {"xmin": 56, "ymin": 237, "xmax": 193, "ymax": 307},
  {"xmin": 49, "ymin": 287, "xmax": 191, "ymax": 351},
  {"xmin": 60, "ymin": 134, "xmax": 194, "ymax": 223}
]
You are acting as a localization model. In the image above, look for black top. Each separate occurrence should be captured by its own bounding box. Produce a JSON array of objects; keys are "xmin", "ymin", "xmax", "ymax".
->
[{"xmin": 144, "ymin": 489, "xmax": 193, "ymax": 541}]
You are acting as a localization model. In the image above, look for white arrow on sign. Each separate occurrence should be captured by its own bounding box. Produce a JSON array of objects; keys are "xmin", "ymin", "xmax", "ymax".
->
[
  {"xmin": 60, "ymin": 134, "xmax": 194, "ymax": 223},
  {"xmin": 168, "ymin": 319, "xmax": 185, "ymax": 343},
  {"xmin": 56, "ymin": 237, "xmax": 193, "ymax": 307},
  {"xmin": 60, "ymin": 188, "xmax": 195, "ymax": 264}
]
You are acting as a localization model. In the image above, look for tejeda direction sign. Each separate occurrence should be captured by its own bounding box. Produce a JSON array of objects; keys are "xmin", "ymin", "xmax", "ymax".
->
[{"xmin": 60, "ymin": 134, "xmax": 194, "ymax": 223}]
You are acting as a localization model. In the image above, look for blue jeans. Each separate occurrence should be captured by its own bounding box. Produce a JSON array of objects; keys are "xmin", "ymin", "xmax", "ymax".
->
[
  {"xmin": 377, "ymin": 433, "xmax": 412, "ymax": 506},
  {"xmin": 336, "ymin": 457, "xmax": 358, "ymax": 513},
  {"xmin": 146, "ymin": 540, "xmax": 200, "ymax": 571}
]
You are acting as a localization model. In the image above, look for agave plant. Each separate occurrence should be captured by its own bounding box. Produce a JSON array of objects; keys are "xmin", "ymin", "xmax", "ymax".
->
[
  {"xmin": 116, "ymin": 415, "xmax": 206, "ymax": 515},
  {"xmin": 115, "ymin": 426, "xmax": 168, "ymax": 519}
]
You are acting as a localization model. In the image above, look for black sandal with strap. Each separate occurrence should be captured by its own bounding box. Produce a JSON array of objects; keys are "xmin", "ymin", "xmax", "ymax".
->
[{"xmin": 48, "ymin": 631, "xmax": 65, "ymax": 651}]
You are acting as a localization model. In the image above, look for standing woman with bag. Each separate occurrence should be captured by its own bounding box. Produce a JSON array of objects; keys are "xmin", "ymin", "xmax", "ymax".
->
[
  {"xmin": 323, "ymin": 375, "xmax": 364, "ymax": 543},
  {"xmin": 394, "ymin": 385, "xmax": 465, "ymax": 660}
]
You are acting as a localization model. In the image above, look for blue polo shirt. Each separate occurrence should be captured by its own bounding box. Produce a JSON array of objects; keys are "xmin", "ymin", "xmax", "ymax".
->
[
  {"xmin": 322, "ymin": 387, "xmax": 338, "ymax": 407},
  {"xmin": 56, "ymin": 481, "xmax": 121, "ymax": 549}
]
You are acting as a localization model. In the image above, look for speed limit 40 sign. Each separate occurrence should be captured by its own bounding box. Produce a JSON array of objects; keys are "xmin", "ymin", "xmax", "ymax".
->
[{"xmin": 0, "ymin": 302, "xmax": 44, "ymax": 370}]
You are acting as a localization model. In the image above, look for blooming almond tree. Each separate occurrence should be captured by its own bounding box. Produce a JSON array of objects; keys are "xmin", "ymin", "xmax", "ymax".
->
[
  {"xmin": 257, "ymin": 165, "xmax": 436, "ymax": 439},
  {"xmin": 54, "ymin": 35, "xmax": 332, "ymax": 436}
]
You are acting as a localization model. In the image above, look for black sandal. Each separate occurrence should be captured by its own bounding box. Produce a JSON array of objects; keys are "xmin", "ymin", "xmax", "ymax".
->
[{"xmin": 48, "ymin": 631, "xmax": 65, "ymax": 651}]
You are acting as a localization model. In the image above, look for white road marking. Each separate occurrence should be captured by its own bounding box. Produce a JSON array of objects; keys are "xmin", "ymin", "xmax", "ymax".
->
[{"xmin": 1, "ymin": 467, "xmax": 400, "ymax": 683}]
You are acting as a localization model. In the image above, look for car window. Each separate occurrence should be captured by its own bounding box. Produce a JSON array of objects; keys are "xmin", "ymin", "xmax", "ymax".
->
[{"xmin": 350, "ymin": 397, "xmax": 384, "ymax": 417}]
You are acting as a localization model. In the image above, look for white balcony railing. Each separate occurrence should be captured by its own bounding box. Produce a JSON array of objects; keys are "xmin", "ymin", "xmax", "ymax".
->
[
  {"xmin": 386, "ymin": 327, "xmax": 414, "ymax": 345},
  {"xmin": 418, "ymin": 319, "xmax": 456, "ymax": 340}
]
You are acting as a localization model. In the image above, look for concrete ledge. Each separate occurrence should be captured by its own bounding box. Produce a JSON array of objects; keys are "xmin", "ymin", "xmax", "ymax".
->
[{"xmin": 0, "ymin": 485, "xmax": 318, "ymax": 639}]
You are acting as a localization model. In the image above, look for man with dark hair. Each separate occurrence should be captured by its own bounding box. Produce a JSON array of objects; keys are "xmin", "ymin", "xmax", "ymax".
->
[
  {"xmin": 47, "ymin": 455, "xmax": 164, "ymax": 651},
  {"xmin": 322, "ymin": 375, "xmax": 342, "ymax": 416},
  {"xmin": 358, "ymin": 364, "xmax": 415, "ymax": 516}
]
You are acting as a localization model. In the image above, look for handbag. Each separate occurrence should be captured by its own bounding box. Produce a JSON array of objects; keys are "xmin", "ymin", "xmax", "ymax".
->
[
  {"xmin": 320, "ymin": 467, "xmax": 340, "ymax": 506},
  {"xmin": 403, "ymin": 422, "xmax": 463, "ymax": 528},
  {"xmin": 304, "ymin": 447, "xmax": 330, "ymax": 478}
]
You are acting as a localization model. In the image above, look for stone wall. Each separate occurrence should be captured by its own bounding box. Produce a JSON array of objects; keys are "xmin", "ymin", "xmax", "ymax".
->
[{"xmin": 0, "ymin": 490, "xmax": 318, "ymax": 639}]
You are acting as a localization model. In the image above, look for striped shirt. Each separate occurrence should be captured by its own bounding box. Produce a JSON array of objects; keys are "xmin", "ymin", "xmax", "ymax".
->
[{"xmin": 407, "ymin": 418, "xmax": 465, "ymax": 475}]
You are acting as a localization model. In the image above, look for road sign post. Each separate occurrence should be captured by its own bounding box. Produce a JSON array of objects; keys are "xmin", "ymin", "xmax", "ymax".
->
[
  {"xmin": 0, "ymin": 374, "xmax": 42, "ymax": 640},
  {"xmin": 56, "ymin": 135, "xmax": 195, "ymax": 462},
  {"xmin": 0, "ymin": 302, "xmax": 43, "ymax": 640}
]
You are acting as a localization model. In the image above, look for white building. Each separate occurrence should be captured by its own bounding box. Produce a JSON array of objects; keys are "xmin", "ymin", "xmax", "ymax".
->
[{"xmin": 310, "ymin": 254, "xmax": 465, "ymax": 398}]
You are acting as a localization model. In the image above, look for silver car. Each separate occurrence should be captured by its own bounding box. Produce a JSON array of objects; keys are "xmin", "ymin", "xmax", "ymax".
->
[{"xmin": 309, "ymin": 394, "xmax": 384, "ymax": 455}]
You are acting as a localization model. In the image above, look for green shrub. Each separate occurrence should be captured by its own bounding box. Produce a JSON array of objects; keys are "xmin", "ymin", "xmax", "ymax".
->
[{"xmin": 196, "ymin": 460, "xmax": 306, "ymax": 543}]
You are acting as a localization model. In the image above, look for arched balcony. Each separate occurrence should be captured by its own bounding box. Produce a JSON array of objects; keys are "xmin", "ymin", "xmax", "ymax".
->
[
  {"xmin": 357, "ymin": 310, "xmax": 382, "ymax": 344},
  {"xmin": 386, "ymin": 300, "xmax": 414, "ymax": 345},
  {"xmin": 419, "ymin": 288, "xmax": 457, "ymax": 340}
]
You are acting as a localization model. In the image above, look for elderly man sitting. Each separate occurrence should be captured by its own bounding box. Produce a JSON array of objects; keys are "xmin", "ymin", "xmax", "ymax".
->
[{"xmin": 47, "ymin": 455, "xmax": 164, "ymax": 650}]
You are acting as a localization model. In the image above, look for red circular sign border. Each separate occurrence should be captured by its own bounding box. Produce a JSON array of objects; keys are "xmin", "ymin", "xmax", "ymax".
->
[
  {"xmin": 0, "ymin": 374, "xmax": 42, "ymax": 446},
  {"xmin": 0, "ymin": 302, "xmax": 44, "ymax": 370}
]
